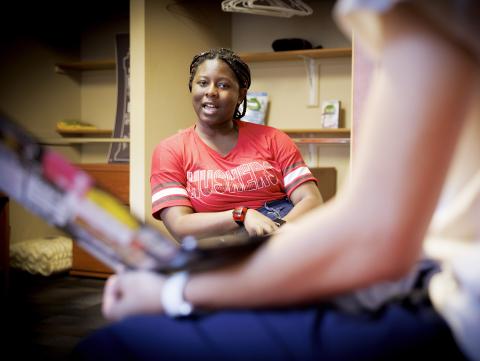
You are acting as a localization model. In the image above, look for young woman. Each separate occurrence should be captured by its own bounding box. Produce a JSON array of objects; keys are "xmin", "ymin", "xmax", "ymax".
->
[
  {"xmin": 75, "ymin": 1, "xmax": 479, "ymax": 360},
  {"xmin": 150, "ymin": 48, "xmax": 322, "ymax": 241}
]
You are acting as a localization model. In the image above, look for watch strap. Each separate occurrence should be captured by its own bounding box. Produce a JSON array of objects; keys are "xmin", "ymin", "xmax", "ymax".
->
[
  {"xmin": 233, "ymin": 206, "xmax": 248, "ymax": 225},
  {"xmin": 161, "ymin": 271, "xmax": 194, "ymax": 317}
]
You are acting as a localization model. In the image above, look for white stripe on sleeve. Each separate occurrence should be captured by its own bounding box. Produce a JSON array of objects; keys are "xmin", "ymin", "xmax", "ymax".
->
[
  {"xmin": 283, "ymin": 167, "xmax": 311, "ymax": 187},
  {"xmin": 152, "ymin": 187, "xmax": 188, "ymax": 203}
]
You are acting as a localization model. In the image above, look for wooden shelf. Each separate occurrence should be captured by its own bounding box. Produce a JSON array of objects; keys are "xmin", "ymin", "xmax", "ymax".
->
[
  {"xmin": 57, "ymin": 128, "xmax": 113, "ymax": 137},
  {"xmin": 55, "ymin": 60, "xmax": 116, "ymax": 73},
  {"xmin": 238, "ymin": 48, "xmax": 351, "ymax": 107},
  {"xmin": 239, "ymin": 48, "xmax": 351, "ymax": 62},
  {"xmin": 53, "ymin": 128, "xmax": 118, "ymax": 145},
  {"xmin": 40, "ymin": 138, "xmax": 129, "ymax": 146},
  {"xmin": 282, "ymin": 128, "xmax": 351, "ymax": 145},
  {"xmin": 282, "ymin": 128, "xmax": 350, "ymax": 135},
  {"xmin": 54, "ymin": 48, "xmax": 351, "ymax": 74},
  {"xmin": 291, "ymin": 138, "xmax": 350, "ymax": 145}
]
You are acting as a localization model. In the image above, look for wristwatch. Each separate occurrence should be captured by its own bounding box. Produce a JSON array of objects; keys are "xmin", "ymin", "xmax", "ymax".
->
[
  {"xmin": 161, "ymin": 271, "xmax": 194, "ymax": 317},
  {"xmin": 232, "ymin": 206, "xmax": 248, "ymax": 226}
]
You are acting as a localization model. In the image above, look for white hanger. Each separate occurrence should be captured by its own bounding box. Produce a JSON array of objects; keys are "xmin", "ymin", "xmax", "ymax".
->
[{"xmin": 221, "ymin": 0, "xmax": 313, "ymax": 18}]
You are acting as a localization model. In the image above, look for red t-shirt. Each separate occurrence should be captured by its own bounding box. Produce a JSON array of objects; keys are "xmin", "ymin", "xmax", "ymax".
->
[{"xmin": 150, "ymin": 120, "xmax": 317, "ymax": 219}]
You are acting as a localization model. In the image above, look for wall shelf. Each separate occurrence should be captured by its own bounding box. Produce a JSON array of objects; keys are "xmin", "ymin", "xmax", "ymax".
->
[
  {"xmin": 54, "ymin": 48, "xmax": 351, "ymax": 73},
  {"xmin": 52, "ymin": 48, "xmax": 352, "ymax": 143},
  {"xmin": 239, "ymin": 48, "xmax": 352, "ymax": 62},
  {"xmin": 57, "ymin": 128, "xmax": 113, "ymax": 137},
  {"xmin": 239, "ymin": 48, "xmax": 351, "ymax": 107},
  {"xmin": 291, "ymin": 138, "xmax": 350, "ymax": 145},
  {"xmin": 282, "ymin": 128, "xmax": 351, "ymax": 145},
  {"xmin": 40, "ymin": 138, "xmax": 129, "ymax": 146},
  {"xmin": 282, "ymin": 128, "xmax": 350, "ymax": 135},
  {"xmin": 54, "ymin": 60, "xmax": 116, "ymax": 73}
]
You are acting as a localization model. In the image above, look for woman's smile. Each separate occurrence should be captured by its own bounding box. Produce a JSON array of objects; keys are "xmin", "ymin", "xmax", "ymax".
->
[{"xmin": 201, "ymin": 101, "xmax": 219, "ymax": 116}]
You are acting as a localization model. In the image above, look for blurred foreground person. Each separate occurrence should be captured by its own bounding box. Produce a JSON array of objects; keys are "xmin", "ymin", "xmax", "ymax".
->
[{"xmin": 74, "ymin": 1, "xmax": 480, "ymax": 360}]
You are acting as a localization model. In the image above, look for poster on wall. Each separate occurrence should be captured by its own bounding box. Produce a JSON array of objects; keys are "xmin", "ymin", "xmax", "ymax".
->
[{"xmin": 108, "ymin": 33, "xmax": 130, "ymax": 163}]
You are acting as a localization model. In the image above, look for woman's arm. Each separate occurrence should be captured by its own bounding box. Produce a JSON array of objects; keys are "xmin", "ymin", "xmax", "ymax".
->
[
  {"xmin": 161, "ymin": 181, "xmax": 322, "ymax": 241},
  {"xmin": 184, "ymin": 5, "xmax": 477, "ymax": 310},
  {"xmin": 160, "ymin": 206, "xmax": 239, "ymax": 241},
  {"xmin": 161, "ymin": 205, "xmax": 280, "ymax": 241},
  {"xmin": 283, "ymin": 181, "xmax": 322, "ymax": 222},
  {"xmin": 102, "ymin": 4, "xmax": 477, "ymax": 320}
]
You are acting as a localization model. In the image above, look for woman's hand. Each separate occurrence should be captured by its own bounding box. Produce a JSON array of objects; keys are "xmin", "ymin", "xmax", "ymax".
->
[
  {"xmin": 243, "ymin": 209, "xmax": 279, "ymax": 236},
  {"xmin": 102, "ymin": 271, "xmax": 167, "ymax": 321}
]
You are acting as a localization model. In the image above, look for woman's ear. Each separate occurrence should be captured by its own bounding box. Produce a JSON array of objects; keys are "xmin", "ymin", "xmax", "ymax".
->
[{"xmin": 238, "ymin": 88, "xmax": 248, "ymax": 105}]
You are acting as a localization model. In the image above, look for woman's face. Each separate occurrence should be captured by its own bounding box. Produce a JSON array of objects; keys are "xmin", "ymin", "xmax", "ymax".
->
[{"xmin": 191, "ymin": 58, "xmax": 246, "ymax": 128}]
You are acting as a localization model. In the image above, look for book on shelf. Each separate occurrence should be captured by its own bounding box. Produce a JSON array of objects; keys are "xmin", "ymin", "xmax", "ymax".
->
[
  {"xmin": 321, "ymin": 100, "xmax": 340, "ymax": 129},
  {"xmin": 241, "ymin": 91, "xmax": 269, "ymax": 125}
]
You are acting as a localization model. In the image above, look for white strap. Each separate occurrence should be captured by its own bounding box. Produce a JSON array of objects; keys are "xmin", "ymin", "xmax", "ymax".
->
[{"xmin": 161, "ymin": 271, "xmax": 194, "ymax": 317}]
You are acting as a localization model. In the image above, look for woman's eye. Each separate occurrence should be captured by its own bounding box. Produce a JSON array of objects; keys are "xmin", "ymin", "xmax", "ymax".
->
[
  {"xmin": 197, "ymin": 80, "xmax": 207, "ymax": 87},
  {"xmin": 218, "ymin": 82, "xmax": 229, "ymax": 89}
]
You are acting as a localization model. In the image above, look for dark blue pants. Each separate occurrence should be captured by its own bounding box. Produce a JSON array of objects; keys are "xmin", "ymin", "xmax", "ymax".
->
[
  {"xmin": 256, "ymin": 197, "xmax": 294, "ymax": 221},
  {"xmin": 73, "ymin": 298, "xmax": 466, "ymax": 361}
]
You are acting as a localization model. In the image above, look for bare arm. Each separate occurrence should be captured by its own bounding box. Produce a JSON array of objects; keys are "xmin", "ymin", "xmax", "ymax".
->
[
  {"xmin": 160, "ymin": 206, "xmax": 240, "ymax": 241},
  {"xmin": 184, "ymin": 6, "xmax": 477, "ymax": 310},
  {"xmin": 102, "ymin": 5, "xmax": 477, "ymax": 320},
  {"xmin": 160, "ymin": 181, "xmax": 322, "ymax": 241},
  {"xmin": 283, "ymin": 181, "xmax": 322, "ymax": 222}
]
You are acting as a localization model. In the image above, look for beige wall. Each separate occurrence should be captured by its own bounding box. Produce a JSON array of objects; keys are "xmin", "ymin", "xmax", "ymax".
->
[
  {"xmin": 231, "ymin": 1, "xmax": 349, "ymax": 52},
  {"xmin": 231, "ymin": 0, "xmax": 352, "ymax": 191},
  {"xmin": 137, "ymin": 0, "xmax": 351, "ymax": 227},
  {"xmin": 135, "ymin": 0, "xmax": 232, "ymax": 230},
  {"xmin": 2, "ymin": 0, "xmax": 350, "ymax": 243},
  {"xmin": 0, "ymin": 21, "xmax": 81, "ymax": 243},
  {"xmin": 0, "ymin": 2, "xmax": 128, "ymax": 243}
]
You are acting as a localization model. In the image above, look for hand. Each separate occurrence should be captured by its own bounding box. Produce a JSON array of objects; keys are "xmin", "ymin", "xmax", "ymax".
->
[
  {"xmin": 273, "ymin": 219, "xmax": 295, "ymax": 234},
  {"xmin": 102, "ymin": 271, "xmax": 167, "ymax": 321},
  {"xmin": 243, "ymin": 209, "xmax": 279, "ymax": 237}
]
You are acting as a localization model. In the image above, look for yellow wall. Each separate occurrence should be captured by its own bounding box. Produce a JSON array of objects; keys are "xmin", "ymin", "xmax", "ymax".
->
[
  {"xmin": 0, "ymin": 2, "xmax": 129, "ymax": 243},
  {"xmin": 136, "ymin": 0, "xmax": 232, "ymax": 229},
  {"xmin": 2, "ymin": 0, "xmax": 350, "ymax": 243},
  {"xmin": 0, "ymin": 22, "xmax": 82, "ymax": 244},
  {"xmin": 231, "ymin": 1, "xmax": 352, "ymax": 190},
  {"xmin": 136, "ymin": 0, "xmax": 351, "ymax": 227}
]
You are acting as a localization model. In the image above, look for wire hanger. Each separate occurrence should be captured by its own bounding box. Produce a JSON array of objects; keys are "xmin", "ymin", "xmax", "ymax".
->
[{"xmin": 221, "ymin": 0, "xmax": 313, "ymax": 18}]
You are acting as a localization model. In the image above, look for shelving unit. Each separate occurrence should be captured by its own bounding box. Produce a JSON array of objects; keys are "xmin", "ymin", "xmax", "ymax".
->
[
  {"xmin": 291, "ymin": 138, "xmax": 350, "ymax": 144},
  {"xmin": 54, "ymin": 48, "xmax": 351, "ymax": 72},
  {"xmin": 40, "ymin": 138, "xmax": 129, "ymax": 146},
  {"xmin": 53, "ymin": 48, "xmax": 352, "ymax": 144},
  {"xmin": 53, "ymin": 60, "xmax": 119, "ymax": 146},
  {"xmin": 242, "ymin": 48, "xmax": 351, "ymax": 107},
  {"xmin": 41, "ymin": 128, "xmax": 129, "ymax": 146},
  {"xmin": 239, "ymin": 48, "xmax": 351, "ymax": 62},
  {"xmin": 282, "ymin": 128, "xmax": 351, "ymax": 145},
  {"xmin": 282, "ymin": 128, "xmax": 350, "ymax": 135},
  {"xmin": 56, "ymin": 128, "xmax": 113, "ymax": 137}
]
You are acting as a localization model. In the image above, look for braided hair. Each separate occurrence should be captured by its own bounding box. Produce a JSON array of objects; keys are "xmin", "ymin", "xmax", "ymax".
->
[{"xmin": 189, "ymin": 48, "xmax": 251, "ymax": 119}]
